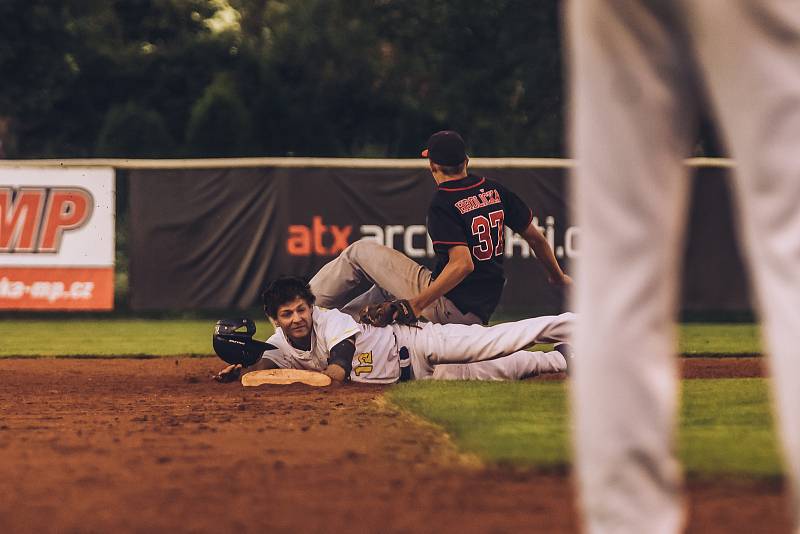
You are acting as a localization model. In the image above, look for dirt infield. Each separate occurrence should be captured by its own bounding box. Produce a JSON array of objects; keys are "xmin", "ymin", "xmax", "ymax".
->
[{"xmin": 0, "ymin": 357, "xmax": 789, "ymax": 533}]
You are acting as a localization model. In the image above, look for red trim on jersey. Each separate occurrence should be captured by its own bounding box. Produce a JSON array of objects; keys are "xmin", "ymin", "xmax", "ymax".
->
[
  {"xmin": 432, "ymin": 240, "xmax": 468, "ymax": 246},
  {"xmin": 438, "ymin": 177, "xmax": 486, "ymax": 192}
]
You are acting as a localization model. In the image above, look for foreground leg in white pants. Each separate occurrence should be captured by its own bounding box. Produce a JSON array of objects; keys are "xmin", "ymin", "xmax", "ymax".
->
[
  {"xmin": 569, "ymin": 1, "xmax": 695, "ymax": 532},
  {"xmin": 689, "ymin": 2, "xmax": 800, "ymax": 528},
  {"xmin": 569, "ymin": 1, "xmax": 800, "ymax": 532}
]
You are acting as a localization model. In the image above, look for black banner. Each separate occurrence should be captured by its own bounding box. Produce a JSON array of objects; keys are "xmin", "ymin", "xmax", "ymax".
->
[{"xmin": 129, "ymin": 164, "xmax": 749, "ymax": 315}]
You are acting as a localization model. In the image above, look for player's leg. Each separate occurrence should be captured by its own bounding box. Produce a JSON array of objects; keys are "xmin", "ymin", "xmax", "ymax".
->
[
  {"xmin": 688, "ymin": 1, "xmax": 800, "ymax": 524},
  {"xmin": 310, "ymin": 240, "xmax": 432, "ymax": 308},
  {"xmin": 408, "ymin": 312, "xmax": 574, "ymax": 376},
  {"xmin": 431, "ymin": 350, "xmax": 566, "ymax": 381},
  {"xmin": 310, "ymin": 240, "xmax": 480, "ymax": 325},
  {"xmin": 338, "ymin": 285, "xmax": 389, "ymax": 318},
  {"xmin": 432, "ymin": 297, "xmax": 483, "ymax": 325},
  {"xmin": 336, "ymin": 285, "xmax": 478, "ymax": 326},
  {"xmin": 568, "ymin": 1, "xmax": 697, "ymax": 533}
]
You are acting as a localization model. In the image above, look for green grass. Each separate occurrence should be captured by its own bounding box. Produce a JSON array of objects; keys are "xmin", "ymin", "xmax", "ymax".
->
[
  {"xmin": 679, "ymin": 323, "xmax": 762, "ymax": 355},
  {"xmin": 524, "ymin": 322, "xmax": 762, "ymax": 356},
  {"xmin": 0, "ymin": 320, "xmax": 761, "ymax": 357},
  {"xmin": 680, "ymin": 378, "xmax": 780, "ymax": 476},
  {"xmin": 387, "ymin": 378, "xmax": 781, "ymax": 477},
  {"xmin": 0, "ymin": 319, "xmax": 276, "ymax": 357},
  {"xmin": 391, "ymin": 381, "xmax": 569, "ymax": 467}
]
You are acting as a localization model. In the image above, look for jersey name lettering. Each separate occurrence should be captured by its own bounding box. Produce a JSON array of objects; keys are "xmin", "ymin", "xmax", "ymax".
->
[{"xmin": 453, "ymin": 189, "xmax": 501, "ymax": 215}]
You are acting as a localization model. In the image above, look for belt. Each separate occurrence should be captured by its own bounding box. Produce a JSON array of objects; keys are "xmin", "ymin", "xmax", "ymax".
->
[{"xmin": 398, "ymin": 346, "xmax": 413, "ymax": 382}]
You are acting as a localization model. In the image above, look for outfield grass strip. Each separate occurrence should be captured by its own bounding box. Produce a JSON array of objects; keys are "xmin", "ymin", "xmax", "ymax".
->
[
  {"xmin": 0, "ymin": 321, "xmax": 761, "ymax": 357},
  {"xmin": 0, "ymin": 319, "xmax": 275, "ymax": 357}
]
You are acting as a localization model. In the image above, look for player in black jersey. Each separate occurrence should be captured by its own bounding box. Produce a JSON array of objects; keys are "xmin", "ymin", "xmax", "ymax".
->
[
  {"xmin": 310, "ymin": 130, "xmax": 571, "ymax": 325},
  {"xmin": 410, "ymin": 130, "xmax": 571, "ymax": 323}
]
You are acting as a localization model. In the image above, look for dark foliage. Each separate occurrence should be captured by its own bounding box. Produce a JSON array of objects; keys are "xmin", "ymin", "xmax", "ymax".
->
[{"xmin": 0, "ymin": 1, "xmax": 583, "ymax": 158}]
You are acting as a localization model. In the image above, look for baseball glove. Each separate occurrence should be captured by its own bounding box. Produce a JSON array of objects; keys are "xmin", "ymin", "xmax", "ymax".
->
[{"xmin": 358, "ymin": 299, "xmax": 418, "ymax": 327}]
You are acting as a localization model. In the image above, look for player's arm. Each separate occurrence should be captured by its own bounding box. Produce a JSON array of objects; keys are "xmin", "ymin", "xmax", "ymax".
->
[
  {"xmin": 521, "ymin": 224, "xmax": 572, "ymax": 286},
  {"xmin": 214, "ymin": 358, "xmax": 280, "ymax": 383},
  {"xmin": 408, "ymin": 245, "xmax": 474, "ymax": 316},
  {"xmin": 499, "ymin": 185, "xmax": 571, "ymax": 287},
  {"xmin": 323, "ymin": 336, "xmax": 357, "ymax": 382},
  {"xmin": 215, "ymin": 359, "xmax": 280, "ymax": 383},
  {"xmin": 213, "ymin": 329, "xmax": 285, "ymax": 383}
]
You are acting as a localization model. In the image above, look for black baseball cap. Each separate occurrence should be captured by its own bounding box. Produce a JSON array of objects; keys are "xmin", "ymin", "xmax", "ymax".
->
[{"xmin": 421, "ymin": 130, "xmax": 467, "ymax": 166}]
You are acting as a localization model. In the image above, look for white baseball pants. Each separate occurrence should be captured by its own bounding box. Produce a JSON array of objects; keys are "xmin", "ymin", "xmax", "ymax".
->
[
  {"xmin": 394, "ymin": 312, "xmax": 574, "ymax": 379},
  {"xmin": 569, "ymin": 1, "xmax": 800, "ymax": 533},
  {"xmin": 431, "ymin": 350, "xmax": 567, "ymax": 381}
]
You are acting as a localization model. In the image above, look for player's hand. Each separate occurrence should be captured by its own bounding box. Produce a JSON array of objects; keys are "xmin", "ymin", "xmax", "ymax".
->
[
  {"xmin": 213, "ymin": 363, "xmax": 242, "ymax": 383},
  {"xmin": 358, "ymin": 299, "xmax": 418, "ymax": 327},
  {"xmin": 549, "ymin": 273, "xmax": 573, "ymax": 287},
  {"xmin": 322, "ymin": 363, "xmax": 347, "ymax": 383},
  {"xmin": 407, "ymin": 297, "xmax": 424, "ymax": 318}
]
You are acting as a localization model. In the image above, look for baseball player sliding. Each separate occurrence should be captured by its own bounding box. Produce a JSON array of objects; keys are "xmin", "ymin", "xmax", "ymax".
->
[{"xmin": 213, "ymin": 277, "xmax": 574, "ymax": 384}]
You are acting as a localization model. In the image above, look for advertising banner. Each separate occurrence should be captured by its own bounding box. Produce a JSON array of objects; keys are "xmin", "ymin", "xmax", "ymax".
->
[
  {"xmin": 0, "ymin": 167, "xmax": 115, "ymax": 310},
  {"xmin": 129, "ymin": 164, "xmax": 748, "ymax": 315}
]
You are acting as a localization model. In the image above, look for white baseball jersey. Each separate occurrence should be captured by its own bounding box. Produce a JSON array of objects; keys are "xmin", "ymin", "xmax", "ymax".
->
[{"xmin": 263, "ymin": 306, "xmax": 401, "ymax": 384}]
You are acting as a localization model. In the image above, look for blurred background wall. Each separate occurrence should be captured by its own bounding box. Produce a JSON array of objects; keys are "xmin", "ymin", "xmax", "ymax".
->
[{"xmin": 0, "ymin": 1, "xmax": 735, "ymax": 317}]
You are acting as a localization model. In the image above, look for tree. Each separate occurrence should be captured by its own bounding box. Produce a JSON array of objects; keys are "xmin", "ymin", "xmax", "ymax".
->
[
  {"xmin": 185, "ymin": 73, "xmax": 251, "ymax": 156},
  {"xmin": 95, "ymin": 102, "xmax": 175, "ymax": 157},
  {"xmin": 1, "ymin": 0, "xmax": 573, "ymax": 158}
]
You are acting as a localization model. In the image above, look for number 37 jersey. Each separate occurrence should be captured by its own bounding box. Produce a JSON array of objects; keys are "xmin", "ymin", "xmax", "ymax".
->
[{"xmin": 427, "ymin": 174, "xmax": 533, "ymax": 324}]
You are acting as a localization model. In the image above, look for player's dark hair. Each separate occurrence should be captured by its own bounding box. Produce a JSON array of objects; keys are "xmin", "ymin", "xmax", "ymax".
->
[
  {"xmin": 261, "ymin": 276, "xmax": 316, "ymax": 319},
  {"xmin": 434, "ymin": 161, "xmax": 466, "ymax": 176}
]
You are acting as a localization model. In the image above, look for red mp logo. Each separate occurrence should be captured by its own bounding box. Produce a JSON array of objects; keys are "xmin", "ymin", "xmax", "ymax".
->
[{"xmin": 0, "ymin": 187, "xmax": 94, "ymax": 253}]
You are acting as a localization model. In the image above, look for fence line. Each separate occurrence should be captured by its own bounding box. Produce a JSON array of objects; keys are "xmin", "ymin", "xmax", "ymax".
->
[{"xmin": 0, "ymin": 156, "xmax": 735, "ymax": 170}]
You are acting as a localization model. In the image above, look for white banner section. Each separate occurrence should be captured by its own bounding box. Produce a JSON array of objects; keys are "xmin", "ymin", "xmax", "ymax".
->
[{"xmin": 0, "ymin": 167, "xmax": 115, "ymax": 309}]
